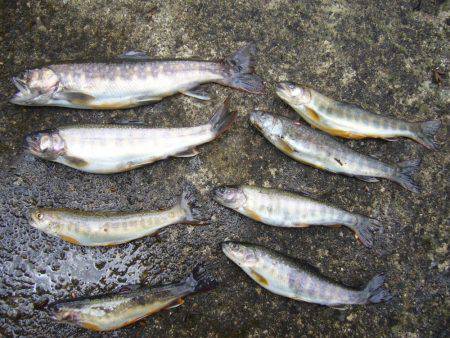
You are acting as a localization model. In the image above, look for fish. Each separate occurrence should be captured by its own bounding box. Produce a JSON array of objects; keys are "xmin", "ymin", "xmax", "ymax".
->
[
  {"xmin": 276, "ymin": 82, "xmax": 441, "ymax": 150},
  {"xmin": 249, "ymin": 111, "xmax": 421, "ymax": 193},
  {"xmin": 24, "ymin": 99, "xmax": 236, "ymax": 174},
  {"xmin": 213, "ymin": 185, "xmax": 381, "ymax": 247},
  {"xmin": 29, "ymin": 191, "xmax": 205, "ymax": 246},
  {"xmin": 48, "ymin": 265, "xmax": 216, "ymax": 331},
  {"xmin": 222, "ymin": 241, "xmax": 392, "ymax": 308},
  {"xmin": 10, "ymin": 44, "xmax": 264, "ymax": 108}
]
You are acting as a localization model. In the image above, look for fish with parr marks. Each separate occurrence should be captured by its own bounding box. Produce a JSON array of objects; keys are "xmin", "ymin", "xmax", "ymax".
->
[
  {"xmin": 250, "ymin": 111, "xmax": 421, "ymax": 193},
  {"xmin": 48, "ymin": 265, "xmax": 216, "ymax": 331},
  {"xmin": 276, "ymin": 82, "xmax": 441, "ymax": 150},
  {"xmin": 222, "ymin": 241, "xmax": 392, "ymax": 308},
  {"xmin": 213, "ymin": 185, "xmax": 381, "ymax": 247},
  {"xmin": 24, "ymin": 99, "xmax": 235, "ymax": 174},
  {"xmin": 10, "ymin": 44, "xmax": 264, "ymax": 108},
  {"xmin": 29, "ymin": 191, "xmax": 205, "ymax": 246}
]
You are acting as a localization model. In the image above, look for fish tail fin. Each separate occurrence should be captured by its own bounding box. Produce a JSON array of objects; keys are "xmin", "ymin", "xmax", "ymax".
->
[
  {"xmin": 208, "ymin": 97, "xmax": 236, "ymax": 138},
  {"xmin": 219, "ymin": 43, "xmax": 264, "ymax": 94},
  {"xmin": 412, "ymin": 119, "xmax": 441, "ymax": 150},
  {"xmin": 178, "ymin": 189, "xmax": 209, "ymax": 226},
  {"xmin": 392, "ymin": 159, "xmax": 421, "ymax": 193},
  {"xmin": 185, "ymin": 264, "xmax": 217, "ymax": 293},
  {"xmin": 353, "ymin": 216, "xmax": 382, "ymax": 248},
  {"xmin": 362, "ymin": 273, "xmax": 392, "ymax": 304}
]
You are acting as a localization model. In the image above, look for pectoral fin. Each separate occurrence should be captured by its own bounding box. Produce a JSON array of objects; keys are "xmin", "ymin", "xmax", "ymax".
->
[
  {"xmin": 165, "ymin": 298, "xmax": 185, "ymax": 309},
  {"xmin": 181, "ymin": 88, "xmax": 211, "ymax": 100},
  {"xmin": 53, "ymin": 91, "xmax": 95, "ymax": 104},
  {"xmin": 277, "ymin": 137, "xmax": 296, "ymax": 155},
  {"xmin": 355, "ymin": 176, "xmax": 379, "ymax": 183},
  {"xmin": 64, "ymin": 156, "xmax": 88, "ymax": 168},
  {"xmin": 174, "ymin": 148, "xmax": 199, "ymax": 158}
]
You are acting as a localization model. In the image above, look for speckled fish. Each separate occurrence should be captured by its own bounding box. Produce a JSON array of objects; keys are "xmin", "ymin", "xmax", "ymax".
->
[
  {"xmin": 250, "ymin": 111, "xmax": 421, "ymax": 192},
  {"xmin": 222, "ymin": 241, "xmax": 392, "ymax": 308},
  {"xmin": 213, "ymin": 185, "xmax": 381, "ymax": 247},
  {"xmin": 10, "ymin": 44, "xmax": 263, "ymax": 108},
  {"xmin": 24, "ymin": 99, "xmax": 235, "ymax": 173},
  {"xmin": 29, "ymin": 192, "xmax": 204, "ymax": 246},
  {"xmin": 276, "ymin": 82, "xmax": 441, "ymax": 150},
  {"xmin": 48, "ymin": 265, "xmax": 216, "ymax": 331}
]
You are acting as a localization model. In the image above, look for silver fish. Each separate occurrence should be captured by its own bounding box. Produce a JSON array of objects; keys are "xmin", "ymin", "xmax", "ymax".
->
[
  {"xmin": 222, "ymin": 241, "xmax": 392, "ymax": 308},
  {"xmin": 29, "ymin": 192, "xmax": 204, "ymax": 246},
  {"xmin": 24, "ymin": 99, "xmax": 235, "ymax": 173},
  {"xmin": 276, "ymin": 82, "xmax": 441, "ymax": 150},
  {"xmin": 213, "ymin": 185, "xmax": 381, "ymax": 247},
  {"xmin": 250, "ymin": 111, "xmax": 421, "ymax": 193},
  {"xmin": 10, "ymin": 44, "xmax": 264, "ymax": 108},
  {"xmin": 48, "ymin": 265, "xmax": 216, "ymax": 331}
]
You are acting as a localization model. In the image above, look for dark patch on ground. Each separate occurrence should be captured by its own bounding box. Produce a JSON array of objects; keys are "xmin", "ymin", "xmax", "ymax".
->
[{"xmin": 0, "ymin": 0, "xmax": 448, "ymax": 337}]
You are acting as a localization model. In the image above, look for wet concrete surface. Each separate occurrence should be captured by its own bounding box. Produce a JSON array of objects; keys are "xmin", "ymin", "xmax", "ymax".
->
[{"xmin": 0, "ymin": 0, "xmax": 448, "ymax": 337}]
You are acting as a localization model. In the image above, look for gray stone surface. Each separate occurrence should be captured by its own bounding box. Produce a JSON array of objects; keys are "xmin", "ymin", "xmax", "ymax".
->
[{"xmin": 0, "ymin": 0, "xmax": 448, "ymax": 336}]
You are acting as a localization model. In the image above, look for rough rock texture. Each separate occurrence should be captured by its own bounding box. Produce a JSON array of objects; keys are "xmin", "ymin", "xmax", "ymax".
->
[{"xmin": 0, "ymin": 0, "xmax": 448, "ymax": 337}]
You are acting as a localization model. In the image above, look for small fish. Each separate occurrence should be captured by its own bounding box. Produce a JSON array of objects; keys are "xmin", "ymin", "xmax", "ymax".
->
[
  {"xmin": 222, "ymin": 241, "xmax": 392, "ymax": 308},
  {"xmin": 24, "ymin": 99, "xmax": 235, "ymax": 174},
  {"xmin": 276, "ymin": 82, "xmax": 441, "ymax": 150},
  {"xmin": 10, "ymin": 44, "xmax": 264, "ymax": 108},
  {"xmin": 48, "ymin": 265, "xmax": 216, "ymax": 331},
  {"xmin": 29, "ymin": 191, "xmax": 204, "ymax": 246},
  {"xmin": 250, "ymin": 111, "xmax": 421, "ymax": 192},
  {"xmin": 213, "ymin": 185, "xmax": 380, "ymax": 247}
]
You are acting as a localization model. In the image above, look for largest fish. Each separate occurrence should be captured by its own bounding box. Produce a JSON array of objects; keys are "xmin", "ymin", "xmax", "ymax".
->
[
  {"xmin": 48, "ymin": 265, "xmax": 216, "ymax": 331},
  {"xmin": 222, "ymin": 241, "xmax": 391, "ymax": 308},
  {"xmin": 24, "ymin": 99, "xmax": 235, "ymax": 174},
  {"xmin": 250, "ymin": 111, "xmax": 421, "ymax": 192},
  {"xmin": 10, "ymin": 44, "xmax": 264, "ymax": 108}
]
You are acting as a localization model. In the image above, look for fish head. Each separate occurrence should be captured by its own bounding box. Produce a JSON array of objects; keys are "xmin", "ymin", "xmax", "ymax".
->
[
  {"xmin": 221, "ymin": 241, "xmax": 260, "ymax": 267},
  {"xmin": 212, "ymin": 186, "xmax": 247, "ymax": 209},
  {"xmin": 249, "ymin": 111, "xmax": 284, "ymax": 138},
  {"xmin": 29, "ymin": 208, "xmax": 61, "ymax": 235},
  {"xmin": 48, "ymin": 301, "xmax": 83, "ymax": 325},
  {"xmin": 276, "ymin": 82, "xmax": 311, "ymax": 107},
  {"xmin": 10, "ymin": 68, "xmax": 60, "ymax": 106},
  {"xmin": 24, "ymin": 129, "xmax": 65, "ymax": 160}
]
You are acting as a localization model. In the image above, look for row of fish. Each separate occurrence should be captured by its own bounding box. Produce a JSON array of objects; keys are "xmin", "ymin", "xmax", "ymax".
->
[
  {"xmin": 48, "ymin": 242, "xmax": 391, "ymax": 332},
  {"xmin": 12, "ymin": 43, "xmax": 438, "ymax": 331},
  {"xmin": 25, "ymin": 98, "xmax": 429, "ymax": 192},
  {"xmin": 31, "ymin": 185, "xmax": 380, "ymax": 248}
]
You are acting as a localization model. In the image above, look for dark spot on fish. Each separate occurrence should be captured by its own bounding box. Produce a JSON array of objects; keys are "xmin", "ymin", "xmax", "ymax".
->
[{"xmin": 334, "ymin": 158, "xmax": 343, "ymax": 166}]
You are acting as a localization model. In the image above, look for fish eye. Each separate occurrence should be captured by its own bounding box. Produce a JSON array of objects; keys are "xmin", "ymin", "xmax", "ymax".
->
[
  {"xmin": 36, "ymin": 212, "xmax": 43, "ymax": 220},
  {"xmin": 288, "ymin": 83, "xmax": 296, "ymax": 90}
]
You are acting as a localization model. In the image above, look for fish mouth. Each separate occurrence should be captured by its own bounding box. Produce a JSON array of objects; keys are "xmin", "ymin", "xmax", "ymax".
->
[
  {"xmin": 10, "ymin": 77, "xmax": 34, "ymax": 105},
  {"xmin": 275, "ymin": 82, "xmax": 292, "ymax": 100},
  {"xmin": 23, "ymin": 132, "xmax": 42, "ymax": 156}
]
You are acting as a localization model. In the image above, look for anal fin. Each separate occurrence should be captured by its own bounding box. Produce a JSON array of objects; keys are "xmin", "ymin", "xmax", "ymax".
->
[
  {"xmin": 174, "ymin": 148, "xmax": 199, "ymax": 158},
  {"xmin": 181, "ymin": 88, "xmax": 210, "ymax": 100},
  {"xmin": 355, "ymin": 176, "xmax": 379, "ymax": 183}
]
